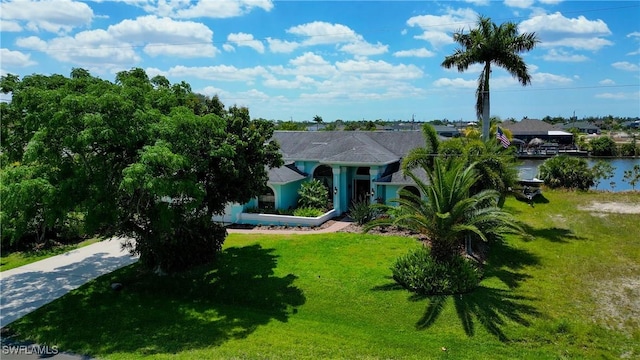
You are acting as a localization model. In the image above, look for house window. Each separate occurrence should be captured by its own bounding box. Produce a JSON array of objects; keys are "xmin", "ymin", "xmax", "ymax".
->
[
  {"xmin": 313, "ymin": 165, "xmax": 333, "ymax": 199},
  {"xmin": 258, "ymin": 188, "xmax": 275, "ymax": 210}
]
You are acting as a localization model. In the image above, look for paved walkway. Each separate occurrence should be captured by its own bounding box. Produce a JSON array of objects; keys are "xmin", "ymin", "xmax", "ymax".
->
[{"xmin": 0, "ymin": 238, "xmax": 138, "ymax": 329}]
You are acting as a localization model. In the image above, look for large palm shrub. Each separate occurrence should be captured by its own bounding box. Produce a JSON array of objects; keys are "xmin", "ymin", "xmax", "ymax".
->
[{"xmin": 366, "ymin": 158, "xmax": 522, "ymax": 264}]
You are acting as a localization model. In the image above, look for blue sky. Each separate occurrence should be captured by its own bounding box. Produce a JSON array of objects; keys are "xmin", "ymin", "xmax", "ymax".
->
[{"xmin": 1, "ymin": 0, "xmax": 639, "ymax": 122}]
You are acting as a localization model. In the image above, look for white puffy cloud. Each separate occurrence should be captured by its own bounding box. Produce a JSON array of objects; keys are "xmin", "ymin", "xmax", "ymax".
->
[
  {"xmin": 520, "ymin": 12, "xmax": 612, "ymax": 51},
  {"xmin": 393, "ymin": 48, "xmax": 436, "ymax": 58},
  {"xmin": 1, "ymin": 20, "xmax": 22, "ymax": 32},
  {"xmin": 542, "ymin": 49, "xmax": 588, "ymax": 62},
  {"xmin": 612, "ymin": 61, "xmax": 640, "ymax": 72},
  {"xmin": 599, "ymin": 79, "xmax": 615, "ymax": 85},
  {"xmin": 504, "ymin": 0, "xmax": 534, "ymax": 9},
  {"xmin": 335, "ymin": 59, "xmax": 423, "ymax": 80},
  {"xmin": 433, "ymin": 77, "xmax": 476, "ymax": 88},
  {"xmin": 161, "ymin": 64, "xmax": 269, "ymax": 82},
  {"xmin": 132, "ymin": 0, "xmax": 273, "ymax": 18},
  {"xmin": 227, "ymin": 32, "xmax": 265, "ymax": 53},
  {"xmin": 0, "ymin": 48, "xmax": 37, "ymax": 67},
  {"xmin": 15, "ymin": 15, "xmax": 217, "ymax": 70},
  {"xmin": 287, "ymin": 21, "xmax": 360, "ymax": 46},
  {"xmin": 263, "ymin": 74, "xmax": 316, "ymax": 89},
  {"xmin": 531, "ymin": 72, "xmax": 572, "ymax": 84},
  {"xmin": 223, "ymin": 44, "xmax": 235, "ymax": 52},
  {"xmin": 17, "ymin": 32, "xmax": 140, "ymax": 71},
  {"xmin": 108, "ymin": 15, "xmax": 217, "ymax": 57},
  {"xmin": 464, "ymin": 0, "xmax": 489, "ymax": 5},
  {"xmin": 266, "ymin": 38, "xmax": 299, "ymax": 53},
  {"xmin": 339, "ymin": 41, "xmax": 388, "ymax": 56},
  {"xmin": 407, "ymin": 8, "xmax": 477, "ymax": 48},
  {"xmin": 595, "ymin": 92, "xmax": 640, "ymax": 100},
  {"xmin": 1, "ymin": 0, "xmax": 93, "ymax": 33},
  {"xmin": 275, "ymin": 21, "xmax": 388, "ymax": 57}
]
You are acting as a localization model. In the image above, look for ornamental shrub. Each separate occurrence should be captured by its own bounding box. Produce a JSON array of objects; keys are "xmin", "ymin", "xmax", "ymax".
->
[
  {"xmin": 293, "ymin": 207, "xmax": 324, "ymax": 217},
  {"xmin": 349, "ymin": 197, "xmax": 378, "ymax": 225},
  {"xmin": 392, "ymin": 246, "xmax": 482, "ymax": 295},
  {"xmin": 538, "ymin": 155, "xmax": 594, "ymax": 190},
  {"xmin": 298, "ymin": 179, "xmax": 329, "ymax": 210}
]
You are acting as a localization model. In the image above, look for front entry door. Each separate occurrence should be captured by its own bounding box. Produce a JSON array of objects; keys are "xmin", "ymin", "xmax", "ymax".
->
[{"xmin": 353, "ymin": 179, "xmax": 370, "ymax": 203}]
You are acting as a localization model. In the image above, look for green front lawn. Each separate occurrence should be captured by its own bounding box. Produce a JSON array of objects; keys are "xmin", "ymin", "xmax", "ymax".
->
[{"xmin": 4, "ymin": 190, "xmax": 639, "ymax": 359}]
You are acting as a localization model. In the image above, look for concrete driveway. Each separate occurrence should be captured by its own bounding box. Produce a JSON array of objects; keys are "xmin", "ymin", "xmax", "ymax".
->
[{"xmin": 0, "ymin": 238, "xmax": 138, "ymax": 328}]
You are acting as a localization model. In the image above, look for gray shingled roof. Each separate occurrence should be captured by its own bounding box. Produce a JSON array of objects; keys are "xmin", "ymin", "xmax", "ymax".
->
[
  {"xmin": 501, "ymin": 119, "xmax": 556, "ymax": 135},
  {"xmin": 376, "ymin": 166, "xmax": 429, "ymax": 186},
  {"xmin": 267, "ymin": 163, "xmax": 306, "ymax": 184},
  {"xmin": 273, "ymin": 131, "xmax": 426, "ymax": 165}
]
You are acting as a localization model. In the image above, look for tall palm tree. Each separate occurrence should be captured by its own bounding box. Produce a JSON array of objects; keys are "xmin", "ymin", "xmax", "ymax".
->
[
  {"xmin": 365, "ymin": 157, "xmax": 523, "ymax": 263},
  {"xmin": 442, "ymin": 16, "xmax": 538, "ymax": 141},
  {"xmin": 313, "ymin": 115, "xmax": 323, "ymax": 130}
]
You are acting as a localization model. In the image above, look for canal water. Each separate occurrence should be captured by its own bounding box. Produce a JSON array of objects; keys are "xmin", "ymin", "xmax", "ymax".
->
[{"xmin": 518, "ymin": 158, "xmax": 640, "ymax": 192}]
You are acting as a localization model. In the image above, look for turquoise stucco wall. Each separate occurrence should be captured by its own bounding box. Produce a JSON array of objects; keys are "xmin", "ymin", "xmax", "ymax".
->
[{"xmin": 276, "ymin": 180, "xmax": 305, "ymax": 210}]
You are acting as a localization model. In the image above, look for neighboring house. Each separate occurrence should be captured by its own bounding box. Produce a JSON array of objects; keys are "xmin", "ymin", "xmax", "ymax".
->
[
  {"xmin": 431, "ymin": 125, "xmax": 462, "ymax": 138},
  {"xmin": 559, "ymin": 121, "xmax": 601, "ymax": 135},
  {"xmin": 621, "ymin": 120, "xmax": 640, "ymax": 129},
  {"xmin": 215, "ymin": 131, "xmax": 429, "ymax": 225},
  {"xmin": 501, "ymin": 119, "xmax": 573, "ymax": 145}
]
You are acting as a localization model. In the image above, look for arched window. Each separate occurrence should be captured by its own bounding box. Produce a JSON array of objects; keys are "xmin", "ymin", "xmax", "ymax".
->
[
  {"xmin": 313, "ymin": 165, "xmax": 333, "ymax": 199},
  {"xmin": 258, "ymin": 187, "xmax": 275, "ymax": 210}
]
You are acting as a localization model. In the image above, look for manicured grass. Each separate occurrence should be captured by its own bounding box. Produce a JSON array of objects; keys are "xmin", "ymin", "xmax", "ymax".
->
[
  {"xmin": 4, "ymin": 190, "xmax": 639, "ymax": 359},
  {"xmin": 0, "ymin": 237, "xmax": 102, "ymax": 272}
]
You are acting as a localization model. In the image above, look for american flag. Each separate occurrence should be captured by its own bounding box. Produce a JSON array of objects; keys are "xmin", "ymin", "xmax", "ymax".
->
[{"xmin": 496, "ymin": 127, "xmax": 510, "ymax": 148}]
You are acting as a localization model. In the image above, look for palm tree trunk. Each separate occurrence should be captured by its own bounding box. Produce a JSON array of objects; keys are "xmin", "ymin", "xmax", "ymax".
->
[{"xmin": 482, "ymin": 62, "xmax": 491, "ymax": 141}]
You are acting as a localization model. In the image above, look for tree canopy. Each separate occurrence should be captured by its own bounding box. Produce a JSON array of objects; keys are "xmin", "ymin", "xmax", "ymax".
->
[
  {"xmin": 442, "ymin": 16, "xmax": 538, "ymax": 140},
  {"xmin": 1, "ymin": 68, "xmax": 282, "ymax": 272}
]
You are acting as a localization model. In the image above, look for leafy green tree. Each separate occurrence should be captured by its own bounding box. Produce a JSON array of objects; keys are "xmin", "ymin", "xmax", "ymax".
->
[
  {"xmin": 276, "ymin": 120, "xmax": 305, "ymax": 131},
  {"xmin": 344, "ymin": 122, "xmax": 359, "ymax": 131},
  {"xmin": 0, "ymin": 69, "xmax": 282, "ymax": 272},
  {"xmin": 361, "ymin": 121, "xmax": 377, "ymax": 131},
  {"xmin": 442, "ymin": 16, "xmax": 538, "ymax": 140},
  {"xmin": 589, "ymin": 136, "xmax": 617, "ymax": 157},
  {"xmin": 622, "ymin": 165, "xmax": 640, "ymax": 190},
  {"xmin": 365, "ymin": 158, "xmax": 522, "ymax": 263},
  {"xmin": 591, "ymin": 161, "xmax": 616, "ymax": 190},
  {"xmin": 538, "ymin": 156, "xmax": 594, "ymax": 190}
]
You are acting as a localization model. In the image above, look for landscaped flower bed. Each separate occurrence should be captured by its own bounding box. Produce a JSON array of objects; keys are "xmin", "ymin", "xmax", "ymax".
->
[{"xmin": 238, "ymin": 208, "xmax": 337, "ymax": 227}]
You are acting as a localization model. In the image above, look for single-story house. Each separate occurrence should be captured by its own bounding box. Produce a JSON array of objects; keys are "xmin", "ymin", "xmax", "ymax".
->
[
  {"xmin": 501, "ymin": 119, "xmax": 573, "ymax": 145},
  {"xmin": 214, "ymin": 131, "xmax": 429, "ymax": 225}
]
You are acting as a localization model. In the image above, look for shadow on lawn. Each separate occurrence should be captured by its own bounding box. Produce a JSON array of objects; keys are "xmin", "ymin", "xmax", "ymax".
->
[
  {"xmin": 522, "ymin": 223, "xmax": 586, "ymax": 243},
  {"xmin": 7, "ymin": 244, "xmax": 305, "ymax": 356},
  {"xmin": 373, "ymin": 241, "xmax": 541, "ymax": 342}
]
